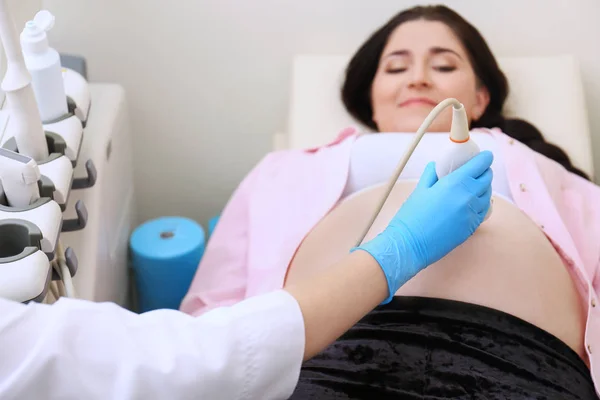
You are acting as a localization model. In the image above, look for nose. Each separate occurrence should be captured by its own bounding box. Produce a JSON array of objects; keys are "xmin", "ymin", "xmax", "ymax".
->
[{"xmin": 407, "ymin": 64, "xmax": 431, "ymax": 89}]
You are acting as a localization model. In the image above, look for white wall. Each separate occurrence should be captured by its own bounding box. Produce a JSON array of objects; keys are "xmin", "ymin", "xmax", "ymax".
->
[
  {"xmin": 7, "ymin": 0, "xmax": 41, "ymax": 32},
  {"xmin": 42, "ymin": 0, "xmax": 600, "ymax": 228}
]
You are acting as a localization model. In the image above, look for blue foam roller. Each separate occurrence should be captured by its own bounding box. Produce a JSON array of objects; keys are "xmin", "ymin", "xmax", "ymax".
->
[{"xmin": 130, "ymin": 216, "xmax": 205, "ymax": 312}]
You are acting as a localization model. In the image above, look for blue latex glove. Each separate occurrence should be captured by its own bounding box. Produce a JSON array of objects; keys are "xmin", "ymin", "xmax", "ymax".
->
[{"xmin": 353, "ymin": 151, "xmax": 494, "ymax": 304}]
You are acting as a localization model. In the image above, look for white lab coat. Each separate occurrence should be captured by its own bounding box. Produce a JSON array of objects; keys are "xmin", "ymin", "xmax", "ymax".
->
[{"xmin": 0, "ymin": 290, "xmax": 305, "ymax": 400}]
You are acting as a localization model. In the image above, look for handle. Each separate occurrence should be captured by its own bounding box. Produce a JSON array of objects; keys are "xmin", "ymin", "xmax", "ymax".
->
[
  {"xmin": 71, "ymin": 159, "xmax": 97, "ymax": 189},
  {"xmin": 61, "ymin": 200, "xmax": 88, "ymax": 232},
  {"xmin": 52, "ymin": 246, "xmax": 78, "ymax": 280}
]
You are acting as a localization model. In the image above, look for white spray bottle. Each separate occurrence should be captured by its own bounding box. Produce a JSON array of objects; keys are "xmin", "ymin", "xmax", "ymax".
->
[
  {"xmin": 435, "ymin": 104, "xmax": 493, "ymax": 220},
  {"xmin": 0, "ymin": 0, "xmax": 48, "ymax": 161},
  {"xmin": 20, "ymin": 10, "xmax": 68, "ymax": 123}
]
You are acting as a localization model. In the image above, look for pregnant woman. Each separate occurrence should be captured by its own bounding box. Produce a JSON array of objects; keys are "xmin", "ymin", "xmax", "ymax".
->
[{"xmin": 181, "ymin": 5, "xmax": 600, "ymax": 398}]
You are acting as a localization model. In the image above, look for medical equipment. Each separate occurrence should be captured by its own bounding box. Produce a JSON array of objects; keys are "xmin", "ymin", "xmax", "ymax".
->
[
  {"xmin": 4, "ymin": 81, "xmax": 137, "ymax": 305},
  {"xmin": 354, "ymin": 98, "xmax": 491, "ymax": 246},
  {"xmin": 0, "ymin": 232, "xmax": 50, "ymax": 303},
  {"xmin": 62, "ymin": 66, "xmax": 91, "ymax": 126},
  {"xmin": 19, "ymin": 8, "xmax": 85, "ymax": 165},
  {"xmin": 0, "ymin": 194, "xmax": 63, "ymax": 256},
  {"xmin": 0, "ymin": 2, "xmax": 92, "ymax": 303},
  {"xmin": 19, "ymin": 9, "xmax": 85, "ymax": 166},
  {"xmin": 0, "ymin": 146, "xmax": 75, "ymax": 301},
  {"xmin": 0, "ymin": 0, "xmax": 47, "ymax": 161},
  {"xmin": 435, "ymin": 104, "xmax": 480, "ymax": 178},
  {"xmin": 435, "ymin": 105, "xmax": 494, "ymax": 221},
  {"xmin": 0, "ymin": 147, "xmax": 40, "ymax": 207},
  {"xmin": 59, "ymin": 83, "xmax": 135, "ymax": 305}
]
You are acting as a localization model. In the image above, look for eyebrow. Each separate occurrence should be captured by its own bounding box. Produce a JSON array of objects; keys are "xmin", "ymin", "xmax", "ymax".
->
[{"xmin": 384, "ymin": 47, "xmax": 463, "ymax": 60}]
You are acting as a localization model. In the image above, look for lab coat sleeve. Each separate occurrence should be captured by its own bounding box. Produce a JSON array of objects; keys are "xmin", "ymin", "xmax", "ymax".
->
[{"xmin": 0, "ymin": 290, "xmax": 305, "ymax": 400}]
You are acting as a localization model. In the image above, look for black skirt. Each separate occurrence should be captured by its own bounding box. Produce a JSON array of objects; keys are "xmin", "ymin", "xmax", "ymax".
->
[{"xmin": 290, "ymin": 296, "xmax": 597, "ymax": 399}]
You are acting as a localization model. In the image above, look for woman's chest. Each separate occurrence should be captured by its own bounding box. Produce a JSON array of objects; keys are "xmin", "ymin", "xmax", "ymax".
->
[{"xmin": 342, "ymin": 132, "xmax": 513, "ymax": 201}]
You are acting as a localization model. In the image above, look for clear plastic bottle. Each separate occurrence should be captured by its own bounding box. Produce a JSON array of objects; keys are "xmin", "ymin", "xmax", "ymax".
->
[{"xmin": 20, "ymin": 10, "xmax": 68, "ymax": 123}]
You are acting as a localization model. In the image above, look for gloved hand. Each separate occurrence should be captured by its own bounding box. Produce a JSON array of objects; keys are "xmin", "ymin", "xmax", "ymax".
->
[{"xmin": 353, "ymin": 151, "xmax": 494, "ymax": 304}]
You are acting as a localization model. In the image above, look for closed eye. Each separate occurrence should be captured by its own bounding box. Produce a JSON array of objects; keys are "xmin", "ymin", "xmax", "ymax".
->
[
  {"xmin": 387, "ymin": 68, "xmax": 407, "ymax": 73},
  {"xmin": 434, "ymin": 66, "xmax": 456, "ymax": 72}
]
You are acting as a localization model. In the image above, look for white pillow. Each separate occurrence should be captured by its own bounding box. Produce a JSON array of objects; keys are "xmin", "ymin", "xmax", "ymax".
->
[{"xmin": 285, "ymin": 54, "xmax": 594, "ymax": 178}]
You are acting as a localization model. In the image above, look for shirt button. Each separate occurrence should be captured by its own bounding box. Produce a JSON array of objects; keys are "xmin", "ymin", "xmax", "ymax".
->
[
  {"xmin": 588, "ymin": 344, "xmax": 592, "ymax": 354},
  {"xmin": 592, "ymin": 298, "xmax": 597, "ymax": 308},
  {"xmin": 519, "ymin": 183, "xmax": 527, "ymax": 192},
  {"xmin": 509, "ymin": 139, "xmax": 515, "ymax": 145}
]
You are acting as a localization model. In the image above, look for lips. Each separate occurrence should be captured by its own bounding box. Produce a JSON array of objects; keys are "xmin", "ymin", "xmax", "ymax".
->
[{"xmin": 399, "ymin": 98, "xmax": 437, "ymax": 107}]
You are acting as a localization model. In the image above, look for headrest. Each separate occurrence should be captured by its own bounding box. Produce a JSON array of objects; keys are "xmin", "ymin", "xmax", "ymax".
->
[{"xmin": 287, "ymin": 54, "xmax": 594, "ymax": 178}]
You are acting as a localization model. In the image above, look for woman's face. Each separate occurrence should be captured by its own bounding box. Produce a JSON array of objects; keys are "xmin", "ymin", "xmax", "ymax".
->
[{"xmin": 371, "ymin": 20, "xmax": 490, "ymax": 132}]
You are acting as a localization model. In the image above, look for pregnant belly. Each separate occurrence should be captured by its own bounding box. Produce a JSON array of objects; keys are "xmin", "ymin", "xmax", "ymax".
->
[{"xmin": 284, "ymin": 181, "xmax": 587, "ymax": 360}]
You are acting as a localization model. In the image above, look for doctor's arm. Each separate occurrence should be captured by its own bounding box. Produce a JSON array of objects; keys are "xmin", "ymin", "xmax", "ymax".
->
[{"xmin": 0, "ymin": 153, "xmax": 492, "ymax": 400}]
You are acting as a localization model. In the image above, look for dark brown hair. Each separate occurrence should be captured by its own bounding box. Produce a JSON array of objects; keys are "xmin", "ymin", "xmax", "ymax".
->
[{"xmin": 341, "ymin": 5, "xmax": 588, "ymax": 179}]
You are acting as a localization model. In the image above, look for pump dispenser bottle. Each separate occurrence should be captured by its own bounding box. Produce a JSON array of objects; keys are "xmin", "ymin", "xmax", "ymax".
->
[
  {"xmin": 20, "ymin": 10, "xmax": 68, "ymax": 123},
  {"xmin": 355, "ymin": 98, "xmax": 494, "ymax": 247}
]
